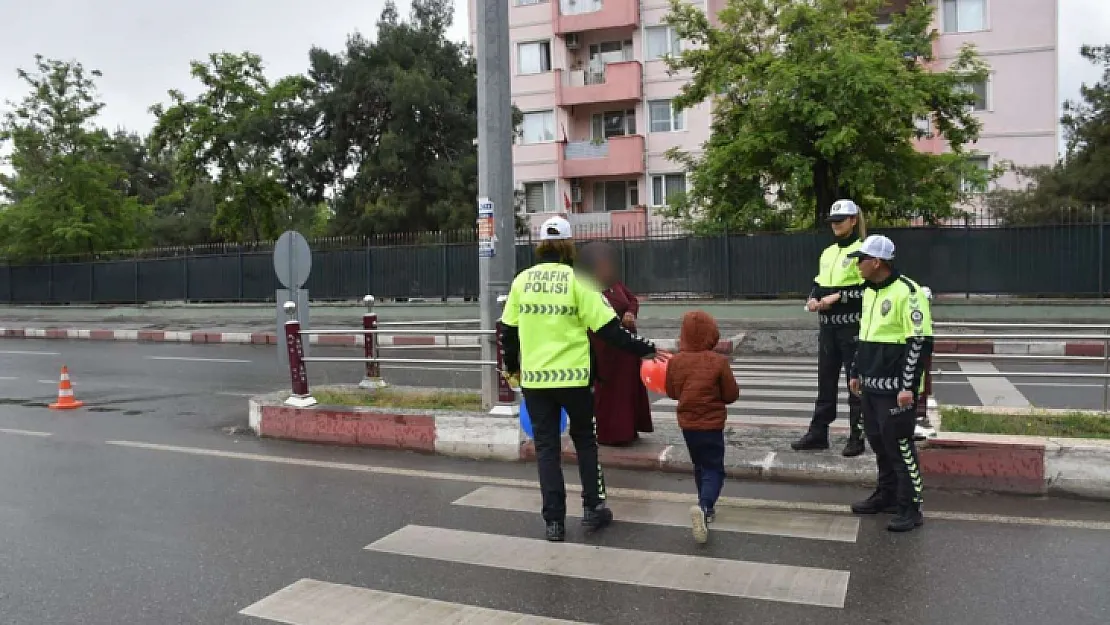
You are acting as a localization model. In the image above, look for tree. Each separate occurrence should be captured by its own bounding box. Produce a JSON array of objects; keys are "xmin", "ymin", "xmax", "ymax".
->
[
  {"xmin": 661, "ymin": 0, "xmax": 992, "ymax": 231},
  {"xmin": 149, "ymin": 52, "xmax": 318, "ymax": 242},
  {"xmin": 0, "ymin": 56, "xmax": 149, "ymax": 259},
  {"xmin": 985, "ymin": 45, "xmax": 1110, "ymax": 225},
  {"xmin": 293, "ymin": 0, "xmax": 485, "ymax": 235}
]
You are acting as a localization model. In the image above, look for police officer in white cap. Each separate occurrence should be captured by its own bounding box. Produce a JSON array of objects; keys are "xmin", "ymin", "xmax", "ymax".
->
[
  {"xmin": 847, "ymin": 234, "xmax": 934, "ymax": 532},
  {"xmin": 792, "ymin": 199, "xmax": 869, "ymax": 457}
]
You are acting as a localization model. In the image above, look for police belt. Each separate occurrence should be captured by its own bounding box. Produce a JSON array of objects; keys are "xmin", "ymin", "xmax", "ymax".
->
[{"xmin": 819, "ymin": 312, "xmax": 860, "ymax": 325}]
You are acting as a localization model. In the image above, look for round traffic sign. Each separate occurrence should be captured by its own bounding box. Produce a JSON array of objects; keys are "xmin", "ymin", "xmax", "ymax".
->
[{"xmin": 273, "ymin": 231, "xmax": 312, "ymax": 288}]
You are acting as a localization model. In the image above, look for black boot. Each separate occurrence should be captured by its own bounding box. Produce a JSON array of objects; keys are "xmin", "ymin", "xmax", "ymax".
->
[
  {"xmin": 850, "ymin": 490, "xmax": 897, "ymax": 515},
  {"xmin": 582, "ymin": 503, "xmax": 613, "ymax": 531},
  {"xmin": 887, "ymin": 505, "xmax": 924, "ymax": 532},
  {"xmin": 545, "ymin": 520, "xmax": 566, "ymax": 542},
  {"xmin": 790, "ymin": 429, "xmax": 830, "ymax": 451},
  {"xmin": 842, "ymin": 433, "xmax": 866, "ymax": 458}
]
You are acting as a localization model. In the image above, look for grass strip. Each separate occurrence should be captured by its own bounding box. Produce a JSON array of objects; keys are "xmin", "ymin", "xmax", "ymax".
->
[
  {"xmin": 313, "ymin": 388, "xmax": 482, "ymax": 411},
  {"xmin": 941, "ymin": 406, "xmax": 1110, "ymax": 439}
]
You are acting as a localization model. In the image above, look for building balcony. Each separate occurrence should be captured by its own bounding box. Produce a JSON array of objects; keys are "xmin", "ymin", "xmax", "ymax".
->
[
  {"xmin": 522, "ymin": 208, "xmax": 659, "ymax": 240},
  {"xmin": 552, "ymin": 0, "xmax": 639, "ymax": 36},
  {"xmin": 558, "ymin": 135, "xmax": 645, "ymax": 179},
  {"xmin": 555, "ymin": 62, "xmax": 642, "ymax": 107}
]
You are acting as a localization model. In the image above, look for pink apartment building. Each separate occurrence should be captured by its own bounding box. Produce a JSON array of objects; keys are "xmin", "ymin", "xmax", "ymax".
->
[{"xmin": 468, "ymin": 0, "xmax": 1058, "ymax": 235}]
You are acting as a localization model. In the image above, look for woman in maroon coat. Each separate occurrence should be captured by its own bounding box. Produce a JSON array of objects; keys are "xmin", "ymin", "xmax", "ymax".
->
[{"xmin": 580, "ymin": 243, "xmax": 654, "ymax": 445}]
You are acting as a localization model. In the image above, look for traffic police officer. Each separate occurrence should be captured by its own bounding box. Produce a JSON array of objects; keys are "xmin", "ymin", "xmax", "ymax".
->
[
  {"xmin": 846, "ymin": 235, "xmax": 934, "ymax": 532},
  {"xmin": 792, "ymin": 199, "xmax": 868, "ymax": 457},
  {"xmin": 500, "ymin": 216, "xmax": 659, "ymax": 542}
]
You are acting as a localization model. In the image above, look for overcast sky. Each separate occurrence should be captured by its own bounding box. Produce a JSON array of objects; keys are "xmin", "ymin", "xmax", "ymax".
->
[{"xmin": 1, "ymin": 0, "xmax": 1107, "ymax": 156}]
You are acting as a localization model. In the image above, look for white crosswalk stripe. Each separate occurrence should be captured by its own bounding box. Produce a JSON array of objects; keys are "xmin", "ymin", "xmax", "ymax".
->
[
  {"xmin": 650, "ymin": 359, "xmax": 841, "ymax": 420},
  {"xmin": 366, "ymin": 526, "xmax": 850, "ymax": 608},
  {"xmin": 241, "ymin": 486, "xmax": 859, "ymax": 623}
]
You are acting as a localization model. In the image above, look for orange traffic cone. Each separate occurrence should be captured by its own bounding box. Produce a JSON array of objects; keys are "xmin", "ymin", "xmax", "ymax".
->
[{"xmin": 48, "ymin": 366, "xmax": 84, "ymax": 410}]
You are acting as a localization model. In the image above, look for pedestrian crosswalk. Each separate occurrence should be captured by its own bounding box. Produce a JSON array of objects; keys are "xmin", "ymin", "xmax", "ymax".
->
[
  {"xmin": 650, "ymin": 357, "xmax": 844, "ymax": 422},
  {"xmin": 239, "ymin": 486, "xmax": 861, "ymax": 623}
]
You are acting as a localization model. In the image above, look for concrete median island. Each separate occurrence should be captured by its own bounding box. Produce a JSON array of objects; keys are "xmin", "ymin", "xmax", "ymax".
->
[{"xmin": 247, "ymin": 385, "xmax": 1110, "ymax": 501}]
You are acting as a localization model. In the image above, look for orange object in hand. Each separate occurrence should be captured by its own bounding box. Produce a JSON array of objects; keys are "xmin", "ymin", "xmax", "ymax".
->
[{"xmin": 640, "ymin": 358, "xmax": 668, "ymax": 395}]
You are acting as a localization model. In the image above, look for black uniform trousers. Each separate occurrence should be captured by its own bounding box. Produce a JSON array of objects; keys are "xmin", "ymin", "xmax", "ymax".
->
[
  {"xmin": 810, "ymin": 324, "xmax": 863, "ymax": 436},
  {"xmin": 861, "ymin": 391, "xmax": 924, "ymax": 508},
  {"xmin": 523, "ymin": 386, "xmax": 606, "ymax": 522}
]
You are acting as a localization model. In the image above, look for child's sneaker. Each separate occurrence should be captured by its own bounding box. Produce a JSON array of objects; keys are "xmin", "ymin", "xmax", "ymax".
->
[{"xmin": 690, "ymin": 505, "xmax": 709, "ymax": 544}]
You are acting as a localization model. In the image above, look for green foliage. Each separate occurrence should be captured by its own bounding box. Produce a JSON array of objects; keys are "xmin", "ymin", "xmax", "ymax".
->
[
  {"xmin": 291, "ymin": 0, "xmax": 482, "ymax": 236},
  {"xmin": 986, "ymin": 45, "xmax": 1110, "ymax": 224},
  {"xmin": 149, "ymin": 52, "xmax": 319, "ymax": 242},
  {"xmin": 0, "ymin": 56, "xmax": 149, "ymax": 259},
  {"xmin": 662, "ymin": 0, "xmax": 993, "ymax": 232}
]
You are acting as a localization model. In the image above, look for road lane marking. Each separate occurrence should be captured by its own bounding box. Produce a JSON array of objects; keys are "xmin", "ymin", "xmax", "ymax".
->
[
  {"xmin": 0, "ymin": 428, "xmax": 52, "ymax": 437},
  {"xmin": 241, "ymin": 578, "xmax": 587, "ymax": 625},
  {"xmin": 366, "ymin": 525, "xmax": 850, "ymax": 607},
  {"xmin": 145, "ymin": 356, "xmax": 253, "ymax": 364},
  {"xmin": 453, "ymin": 486, "xmax": 859, "ymax": 542},
  {"xmin": 0, "ymin": 350, "xmax": 59, "ymax": 356},
  {"xmin": 103, "ymin": 440, "xmax": 1110, "ymax": 531},
  {"xmin": 959, "ymin": 361, "xmax": 1031, "ymax": 407}
]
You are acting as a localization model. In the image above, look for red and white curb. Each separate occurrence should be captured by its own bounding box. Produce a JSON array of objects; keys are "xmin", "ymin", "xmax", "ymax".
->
[
  {"xmin": 0, "ymin": 327, "xmax": 740, "ymax": 352},
  {"xmin": 935, "ymin": 339, "xmax": 1107, "ymax": 357}
]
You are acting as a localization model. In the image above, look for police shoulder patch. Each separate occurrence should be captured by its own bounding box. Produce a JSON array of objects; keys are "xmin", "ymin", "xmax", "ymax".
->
[{"xmin": 880, "ymin": 299, "xmax": 892, "ymax": 316}]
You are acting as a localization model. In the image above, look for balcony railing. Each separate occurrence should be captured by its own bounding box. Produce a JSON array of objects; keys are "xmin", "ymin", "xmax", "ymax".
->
[
  {"xmin": 555, "ymin": 61, "xmax": 642, "ymax": 107},
  {"xmin": 558, "ymin": 135, "xmax": 645, "ymax": 178},
  {"xmin": 553, "ymin": 0, "xmax": 639, "ymax": 35}
]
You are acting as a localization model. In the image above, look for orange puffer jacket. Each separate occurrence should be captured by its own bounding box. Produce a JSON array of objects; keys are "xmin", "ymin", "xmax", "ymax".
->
[{"xmin": 664, "ymin": 311, "xmax": 740, "ymax": 431}]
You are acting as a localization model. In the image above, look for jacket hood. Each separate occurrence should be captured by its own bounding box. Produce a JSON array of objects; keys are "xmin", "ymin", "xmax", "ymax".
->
[{"xmin": 679, "ymin": 311, "xmax": 720, "ymax": 352}]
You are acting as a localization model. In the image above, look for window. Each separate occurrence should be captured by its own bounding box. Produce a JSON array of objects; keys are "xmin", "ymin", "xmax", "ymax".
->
[
  {"xmin": 517, "ymin": 41, "xmax": 552, "ymax": 75},
  {"xmin": 943, "ymin": 0, "xmax": 986, "ymax": 33},
  {"xmin": 592, "ymin": 180, "xmax": 639, "ymax": 211},
  {"xmin": 961, "ymin": 155, "xmax": 990, "ymax": 193},
  {"xmin": 560, "ymin": 0, "xmax": 601, "ymax": 16},
  {"xmin": 519, "ymin": 110, "xmax": 556, "ymax": 144},
  {"xmin": 523, "ymin": 181, "xmax": 558, "ymax": 213},
  {"xmin": 959, "ymin": 78, "xmax": 989, "ymax": 111},
  {"xmin": 914, "ymin": 115, "xmax": 932, "ymax": 136},
  {"xmin": 649, "ymin": 100, "xmax": 684, "ymax": 132},
  {"xmin": 590, "ymin": 109, "xmax": 636, "ymax": 139},
  {"xmin": 650, "ymin": 173, "xmax": 686, "ymax": 206},
  {"xmin": 588, "ymin": 40, "xmax": 634, "ymax": 66},
  {"xmin": 645, "ymin": 26, "xmax": 681, "ymax": 60}
]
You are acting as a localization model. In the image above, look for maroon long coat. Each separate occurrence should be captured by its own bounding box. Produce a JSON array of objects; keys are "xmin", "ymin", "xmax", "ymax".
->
[{"xmin": 590, "ymin": 282, "xmax": 653, "ymax": 445}]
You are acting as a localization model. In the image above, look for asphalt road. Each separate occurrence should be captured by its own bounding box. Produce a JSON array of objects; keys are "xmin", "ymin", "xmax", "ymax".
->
[{"xmin": 0, "ymin": 368, "xmax": 1109, "ymax": 624}]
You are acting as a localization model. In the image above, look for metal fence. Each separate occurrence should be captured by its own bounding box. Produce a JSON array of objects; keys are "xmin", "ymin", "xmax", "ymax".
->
[{"xmin": 1, "ymin": 221, "xmax": 1107, "ymax": 303}]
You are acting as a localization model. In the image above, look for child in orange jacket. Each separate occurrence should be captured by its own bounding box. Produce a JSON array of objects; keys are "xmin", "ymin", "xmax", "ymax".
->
[{"xmin": 665, "ymin": 310, "xmax": 740, "ymax": 544}]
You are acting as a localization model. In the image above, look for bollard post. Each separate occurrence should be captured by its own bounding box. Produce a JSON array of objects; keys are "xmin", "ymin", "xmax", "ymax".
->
[
  {"xmin": 283, "ymin": 302, "xmax": 317, "ymax": 408},
  {"xmin": 359, "ymin": 295, "xmax": 386, "ymax": 389},
  {"xmin": 490, "ymin": 294, "xmax": 519, "ymax": 416}
]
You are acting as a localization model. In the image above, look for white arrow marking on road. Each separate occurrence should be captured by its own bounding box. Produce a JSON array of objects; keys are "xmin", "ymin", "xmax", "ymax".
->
[{"xmin": 145, "ymin": 356, "xmax": 253, "ymax": 364}]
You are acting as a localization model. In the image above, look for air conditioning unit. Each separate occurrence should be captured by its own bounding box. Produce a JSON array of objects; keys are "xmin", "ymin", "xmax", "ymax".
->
[{"xmin": 565, "ymin": 33, "xmax": 580, "ymax": 49}]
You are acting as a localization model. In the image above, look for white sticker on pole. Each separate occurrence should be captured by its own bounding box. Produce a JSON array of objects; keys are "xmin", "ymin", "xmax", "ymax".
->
[{"xmin": 477, "ymin": 196, "xmax": 496, "ymax": 258}]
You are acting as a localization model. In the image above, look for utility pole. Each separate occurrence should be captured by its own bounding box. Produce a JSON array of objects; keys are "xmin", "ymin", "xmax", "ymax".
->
[{"xmin": 476, "ymin": 0, "xmax": 516, "ymax": 411}]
